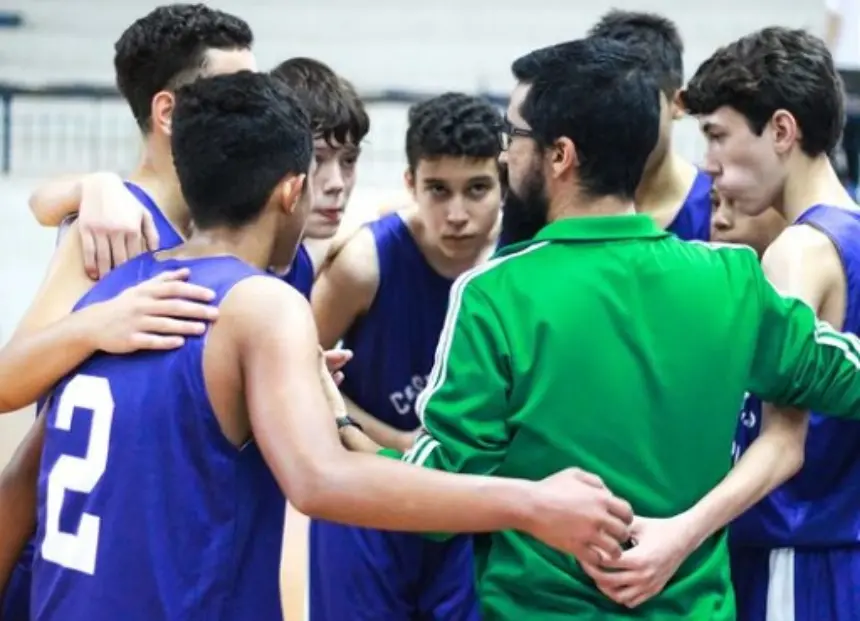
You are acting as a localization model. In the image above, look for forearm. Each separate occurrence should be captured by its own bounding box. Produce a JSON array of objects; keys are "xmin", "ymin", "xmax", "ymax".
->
[
  {"xmin": 679, "ymin": 406, "xmax": 807, "ymax": 549},
  {"xmin": 344, "ymin": 396, "xmax": 416, "ymax": 452},
  {"xmin": 339, "ymin": 423, "xmax": 383, "ymax": 453},
  {"xmin": 296, "ymin": 450, "xmax": 534, "ymax": 534},
  {"xmin": 0, "ymin": 308, "xmax": 97, "ymax": 413},
  {"xmin": 28, "ymin": 174, "xmax": 86, "ymax": 227}
]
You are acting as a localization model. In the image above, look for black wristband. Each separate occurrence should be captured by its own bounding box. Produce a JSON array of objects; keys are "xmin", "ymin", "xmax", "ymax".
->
[{"xmin": 336, "ymin": 415, "xmax": 363, "ymax": 432}]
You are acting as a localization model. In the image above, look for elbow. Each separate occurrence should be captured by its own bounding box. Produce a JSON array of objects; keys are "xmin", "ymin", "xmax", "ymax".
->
[
  {"xmin": 0, "ymin": 392, "xmax": 24, "ymax": 415},
  {"xmin": 285, "ymin": 454, "xmax": 350, "ymax": 518},
  {"xmin": 784, "ymin": 441, "xmax": 805, "ymax": 479},
  {"xmin": 27, "ymin": 194, "xmax": 55, "ymax": 227}
]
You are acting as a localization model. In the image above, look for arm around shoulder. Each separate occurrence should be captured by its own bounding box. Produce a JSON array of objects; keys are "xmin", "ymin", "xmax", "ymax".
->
[
  {"xmin": 230, "ymin": 275, "xmax": 549, "ymax": 535},
  {"xmin": 0, "ymin": 222, "xmax": 97, "ymax": 412}
]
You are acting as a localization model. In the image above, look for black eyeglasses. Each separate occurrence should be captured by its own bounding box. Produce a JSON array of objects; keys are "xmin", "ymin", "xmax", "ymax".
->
[{"xmin": 500, "ymin": 120, "xmax": 534, "ymax": 151}]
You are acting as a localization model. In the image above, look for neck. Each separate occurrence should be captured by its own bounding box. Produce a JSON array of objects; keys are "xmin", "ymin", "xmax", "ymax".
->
[
  {"xmin": 550, "ymin": 194, "xmax": 637, "ymax": 221},
  {"xmin": 164, "ymin": 220, "xmax": 277, "ymax": 270},
  {"xmin": 130, "ymin": 137, "xmax": 192, "ymax": 236},
  {"xmin": 636, "ymin": 151, "xmax": 698, "ymax": 209},
  {"xmin": 779, "ymin": 154, "xmax": 855, "ymax": 223}
]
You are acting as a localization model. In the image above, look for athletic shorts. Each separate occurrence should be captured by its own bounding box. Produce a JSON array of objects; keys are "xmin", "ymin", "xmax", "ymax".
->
[
  {"xmin": 732, "ymin": 545, "xmax": 860, "ymax": 621},
  {"xmin": 308, "ymin": 519, "xmax": 479, "ymax": 621}
]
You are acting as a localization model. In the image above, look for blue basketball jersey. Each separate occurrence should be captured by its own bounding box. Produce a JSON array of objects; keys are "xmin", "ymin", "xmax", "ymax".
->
[
  {"xmin": 309, "ymin": 213, "xmax": 478, "ymax": 620},
  {"xmin": 339, "ymin": 213, "xmax": 454, "ymax": 429},
  {"xmin": 665, "ymin": 170, "xmax": 712, "ymax": 241},
  {"xmin": 277, "ymin": 243, "xmax": 315, "ymax": 300},
  {"xmin": 31, "ymin": 253, "xmax": 286, "ymax": 621},
  {"xmin": 2, "ymin": 181, "xmax": 190, "ymax": 621},
  {"xmin": 124, "ymin": 181, "xmax": 184, "ymax": 248},
  {"xmin": 732, "ymin": 204, "xmax": 860, "ymax": 548}
]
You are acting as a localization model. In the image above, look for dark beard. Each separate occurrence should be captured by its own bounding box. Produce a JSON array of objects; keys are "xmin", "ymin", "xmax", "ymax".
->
[{"xmin": 499, "ymin": 166, "xmax": 549, "ymax": 247}]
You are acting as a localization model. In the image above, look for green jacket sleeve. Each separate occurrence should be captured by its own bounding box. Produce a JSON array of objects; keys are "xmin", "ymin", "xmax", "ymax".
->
[
  {"xmin": 749, "ymin": 257, "xmax": 860, "ymax": 417},
  {"xmin": 401, "ymin": 275, "xmax": 511, "ymax": 475}
]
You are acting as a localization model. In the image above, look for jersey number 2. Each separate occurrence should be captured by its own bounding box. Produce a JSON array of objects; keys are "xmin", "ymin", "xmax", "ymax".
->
[{"xmin": 41, "ymin": 374, "xmax": 115, "ymax": 575}]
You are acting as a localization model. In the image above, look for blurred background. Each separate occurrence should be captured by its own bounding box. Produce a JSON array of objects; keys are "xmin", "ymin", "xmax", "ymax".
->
[{"xmin": 0, "ymin": 0, "xmax": 831, "ymax": 459}]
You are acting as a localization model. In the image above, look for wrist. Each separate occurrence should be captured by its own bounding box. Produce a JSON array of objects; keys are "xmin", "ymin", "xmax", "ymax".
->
[
  {"xmin": 71, "ymin": 305, "xmax": 106, "ymax": 352},
  {"xmin": 674, "ymin": 506, "xmax": 712, "ymax": 553},
  {"xmin": 498, "ymin": 478, "xmax": 542, "ymax": 533}
]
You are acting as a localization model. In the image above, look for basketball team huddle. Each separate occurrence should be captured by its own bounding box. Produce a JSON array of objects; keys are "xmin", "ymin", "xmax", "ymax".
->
[{"xmin": 1, "ymin": 3, "xmax": 860, "ymax": 620}]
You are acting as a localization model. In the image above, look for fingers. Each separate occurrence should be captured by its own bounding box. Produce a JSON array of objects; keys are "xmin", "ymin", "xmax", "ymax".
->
[
  {"xmin": 324, "ymin": 349, "xmax": 353, "ymax": 372},
  {"xmin": 95, "ymin": 234, "xmax": 112, "ymax": 280},
  {"xmin": 110, "ymin": 231, "xmax": 129, "ymax": 267},
  {"xmin": 146, "ymin": 280, "xmax": 218, "ymax": 304},
  {"xmin": 570, "ymin": 468, "xmax": 607, "ymax": 489},
  {"xmin": 331, "ymin": 371, "xmax": 345, "ymax": 386},
  {"xmin": 142, "ymin": 211, "xmax": 160, "ymax": 252},
  {"xmin": 591, "ymin": 529, "xmax": 626, "ymax": 562},
  {"xmin": 126, "ymin": 230, "xmax": 144, "ymax": 260},
  {"xmin": 151, "ymin": 268, "xmax": 191, "ymax": 282},
  {"xmin": 146, "ymin": 299, "xmax": 219, "ymax": 322},
  {"xmin": 606, "ymin": 495, "xmax": 634, "ymax": 525},
  {"xmin": 137, "ymin": 316, "xmax": 209, "ymax": 337},
  {"xmin": 81, "ymin": 230, "xmax": 99, "ymax": 280},
  {"xmin": 128, "ymin": 333, "xmax": 186, "ymax": 351}
]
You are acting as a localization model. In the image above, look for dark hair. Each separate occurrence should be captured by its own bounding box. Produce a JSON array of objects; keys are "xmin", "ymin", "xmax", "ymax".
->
[
  {"xmin": 405, "ymin": 92, "xmax": 503, "ymax": 171},
  {"xmin": 681, "ymin": 27, "xmax": 844, "ymax": 157},
  {"xmin": 270, "ymin": 57, "xmax": 369, "ymax": 147},
  {"xmin": 114, "ymin": 3, "xmax": 253, "ymax": 131},
  {"xmin": 511, "ymin": 38, "xmax": 660, "ymax": 200},
  {"xmin": 588, "ymin": 10, "xmax": 684, "ymax": 96},
  {"xmin": 171, "ymin": 71, "xmax": 313, "ymax": 230}
]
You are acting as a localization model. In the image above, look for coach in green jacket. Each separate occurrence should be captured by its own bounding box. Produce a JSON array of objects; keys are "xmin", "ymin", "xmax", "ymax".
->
[{"xmin": 339, "ymin": 38, "xmax": 860, "ymax": 621}]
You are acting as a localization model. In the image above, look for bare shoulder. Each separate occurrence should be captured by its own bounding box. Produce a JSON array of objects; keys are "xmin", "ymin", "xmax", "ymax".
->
[
  {"xmin": 763, "ymin": 225, "xmax": 841, "ymax": 280},
  {"xmin": 220, "ymin": 274, "xmax": 314, "ymax": 332},
  {"xmin": 319, "ymin": 226, "xmax": 380, "ymax": 290}
]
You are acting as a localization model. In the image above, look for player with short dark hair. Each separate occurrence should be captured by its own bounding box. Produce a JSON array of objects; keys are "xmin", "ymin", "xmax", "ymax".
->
[
  {"xmin": 115, "ymin": 2, "xmax": 254, "ymax": 132},
  {"xmin": 0, "ymin": 6, "xmax": 257, "ymax": 620},
  {"xmin": 710, "ymin": 188, "xmax": 785, "ymax": 257},
  {"xmin": 307, "ymin": 92, "xmax": 504, "ymax": 620},
  {"xmin": 269, "ymin": 57, "xmax": 370, "ymax": 286},
  {"xmin": 29, "ymin": 71, "xmax": 634, "ymax": 621},
  {"xmin": 682, "ymin": 27, "xmax": 860, "ymax": 621},
  {"xmin": 588, "ymin": 11, "xmax": 712, "ymax": 239}
]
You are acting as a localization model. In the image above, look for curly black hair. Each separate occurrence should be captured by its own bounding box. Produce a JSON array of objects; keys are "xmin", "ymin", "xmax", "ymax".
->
[
  {"xmin": 172, "ymin": 71, "xmax": 313, "ymax": 230},
  {"xmin": 114, "ymin": 3, "xmax": 253, "ymax": 131},
  {"xmin": 405, "ymin": 92, "xmax": 503, "ymax": 171}
]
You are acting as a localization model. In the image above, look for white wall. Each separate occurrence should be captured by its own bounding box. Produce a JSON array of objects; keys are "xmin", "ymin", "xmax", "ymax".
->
[
  {"xmin": 0, "ymin": 0, "xmax": 825, "ymax": 89},
  {"xmin": 0, "ymin": 1, "xmax": 829, "ymax": 186}
]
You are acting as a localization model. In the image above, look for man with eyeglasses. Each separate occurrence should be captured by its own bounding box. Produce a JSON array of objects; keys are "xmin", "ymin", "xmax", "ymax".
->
[
  {"xmin": 339, "ymin": 36, "xmax": 860, "ymax": 620},
  {"xmin": 500, "ymin": 11, "xmax": 711, "ymax": 248}
]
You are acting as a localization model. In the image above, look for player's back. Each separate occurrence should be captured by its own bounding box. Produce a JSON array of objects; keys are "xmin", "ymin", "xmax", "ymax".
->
[
  {"xmin": 339, "ymin": 212, "xmax": 454, "ymax": 429},
  {"xmin": 733, "ymin": 203, "xmax": 860, "ymax": 549},
  {"xmin": 32, "ymin": 253, "xmax": 285, "ymax": 621}
]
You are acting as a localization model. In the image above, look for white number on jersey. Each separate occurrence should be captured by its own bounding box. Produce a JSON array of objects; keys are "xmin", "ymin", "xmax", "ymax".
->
[{"xmin": 41, "ymin": 374, "xmax": 115, "ymax": 575}]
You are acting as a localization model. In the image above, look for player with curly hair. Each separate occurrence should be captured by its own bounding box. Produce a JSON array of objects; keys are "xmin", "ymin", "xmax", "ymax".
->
[{"xmin": 308, "ymin": 92, "xmax": 504, "ymax": 621}]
